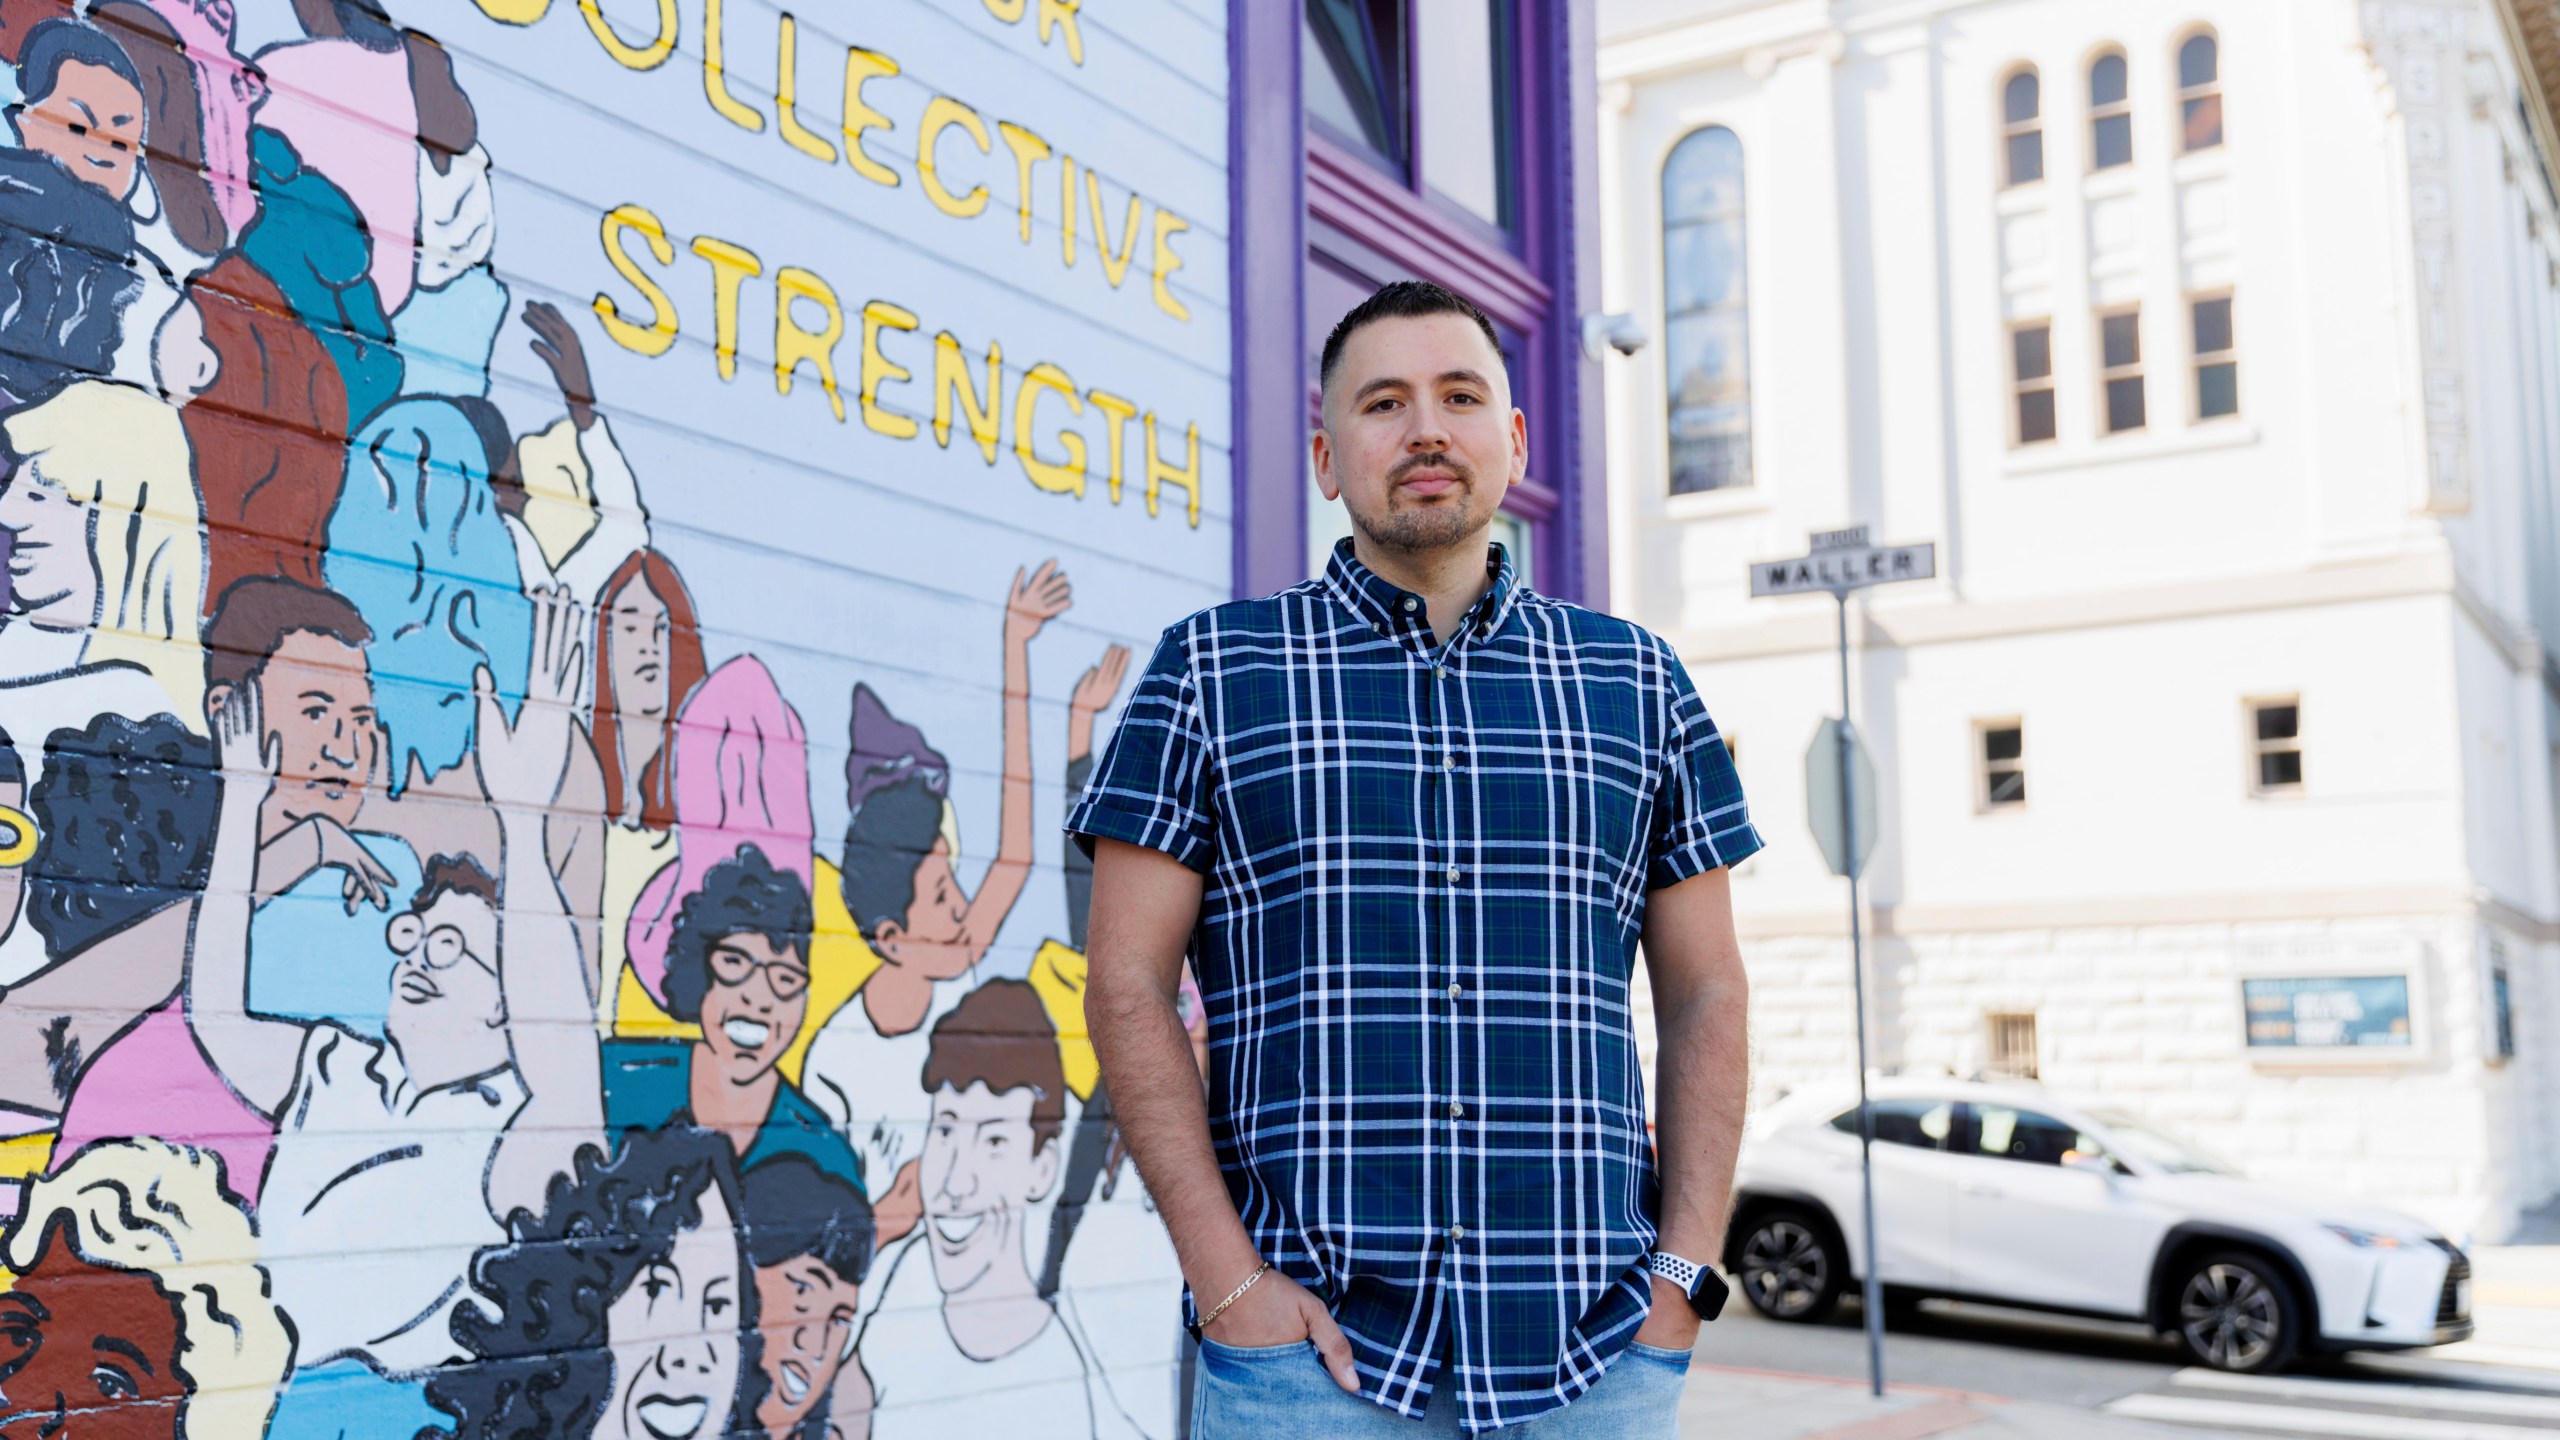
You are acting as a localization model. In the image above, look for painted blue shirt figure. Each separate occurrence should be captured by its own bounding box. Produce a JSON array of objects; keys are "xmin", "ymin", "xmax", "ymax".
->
[{"xmin": 1072, "ymin": 283, "xmax": 1762, "ymax": 1436}]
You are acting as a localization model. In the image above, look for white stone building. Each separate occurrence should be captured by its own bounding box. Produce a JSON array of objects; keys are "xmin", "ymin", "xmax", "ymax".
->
[{"xmin": 1597, "ymin": 0, "xmax": 2560, "ymax": 1242}]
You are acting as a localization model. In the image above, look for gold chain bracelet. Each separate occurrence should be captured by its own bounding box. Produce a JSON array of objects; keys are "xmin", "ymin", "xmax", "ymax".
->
[{"xmin": 1198, "ymin": 1261, "xmax": 1272, "ymax": 1333}]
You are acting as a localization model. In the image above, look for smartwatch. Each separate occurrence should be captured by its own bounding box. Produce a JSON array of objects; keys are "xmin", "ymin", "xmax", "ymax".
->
[{"xmin": 1645, "ymin": 1251, "xmax": 1730, "ymax": 1321}]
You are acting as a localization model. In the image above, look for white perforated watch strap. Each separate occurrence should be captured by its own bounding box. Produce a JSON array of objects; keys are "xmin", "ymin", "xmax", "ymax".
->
[{"xmin": 1646, "ymin": 1251, "xmax": 1704, "ymax": 1292}]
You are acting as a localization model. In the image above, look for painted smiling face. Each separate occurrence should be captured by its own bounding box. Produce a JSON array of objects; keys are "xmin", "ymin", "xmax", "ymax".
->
[
  {"xmin": 920, "ymin": 1081, "xmax": 1059, "ymax": 1300},
  {"xmin": 254, "ymin": 629, "xmax": 378, "ymax": 833},
  {"xmin": 597, "ymin": 1187, "xmax": 742, "ymax": 1440},
  {"xmin": 696, "ymin": 930, "xmax": 809, "ymax": 1090},
  {"xmin": 17, "ymin": 58, "xmax": 144, "ymax": 203},
  {"xmin": 381, "ymin": 891, "xmax": 505, "ymax": 1083},
  {"xmin": 0, "ymin": 1225, "xmax": 188, "ymax": 1440},
  {"xmin": 0, "ymin": 471, "xmax": 93, "ymax": 630},
  {"xmin": 751, "ymin": 1255, "xmax": 853, "ymax": 1436}
]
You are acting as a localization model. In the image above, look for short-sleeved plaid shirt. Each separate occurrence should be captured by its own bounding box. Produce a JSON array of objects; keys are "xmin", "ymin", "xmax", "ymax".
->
[{"xmin": 1068, "ymin": 539, "xmax": 1762, "ymax": 1432}]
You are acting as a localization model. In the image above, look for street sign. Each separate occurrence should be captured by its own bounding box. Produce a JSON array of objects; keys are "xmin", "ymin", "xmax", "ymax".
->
[
  {"xmin": 1805, "ymin": 718, "xmax": 1877, "ymax": 880},
  {"xmin": 1751, "ymin": 542, "xmax": 1937, "ymax": 598}
]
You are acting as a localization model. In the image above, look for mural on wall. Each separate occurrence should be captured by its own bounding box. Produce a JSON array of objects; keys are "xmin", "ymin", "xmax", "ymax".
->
[{"xmin": 0, "ymin": 0, "xmax": 1230, "ymax": 1435}]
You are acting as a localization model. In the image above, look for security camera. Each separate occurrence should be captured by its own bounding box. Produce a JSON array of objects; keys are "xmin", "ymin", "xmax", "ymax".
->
[{"xmin": 1580, "ymin": 311, "xmax": 1651, "ymax": 361}]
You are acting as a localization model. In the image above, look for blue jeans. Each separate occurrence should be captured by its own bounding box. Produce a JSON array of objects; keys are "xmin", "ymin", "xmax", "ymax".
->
[{"xmin": 1193, "ymin": 1338, "xmax": 1690, "ymax": 1437}]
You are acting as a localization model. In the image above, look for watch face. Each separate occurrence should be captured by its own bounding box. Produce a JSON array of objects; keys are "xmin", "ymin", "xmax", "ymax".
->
[{"xmin": 1691, "ymin": 1268, "xmax": 1730, "ymax": 1321}]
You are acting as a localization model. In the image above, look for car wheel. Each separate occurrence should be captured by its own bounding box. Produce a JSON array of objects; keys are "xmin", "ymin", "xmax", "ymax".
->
[
  {"xmin": 1734, "ymin": 1208, "xmax": 1844, "ymax": 1323},
  {"xmin": 2173, "ymin": 1250, "xmax": 2300, "ymax": 1374}
]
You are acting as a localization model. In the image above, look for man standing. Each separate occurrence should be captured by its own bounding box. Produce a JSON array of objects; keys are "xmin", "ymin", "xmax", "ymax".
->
[{"xmin": 1074, "ymin": 281, "xmax": 1762, "ymax": 1435}]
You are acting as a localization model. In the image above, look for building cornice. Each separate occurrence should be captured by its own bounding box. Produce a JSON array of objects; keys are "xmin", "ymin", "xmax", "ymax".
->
[{"xmin": 1735, "ymin": 883, "xmax": 2558, "ymax": 941}]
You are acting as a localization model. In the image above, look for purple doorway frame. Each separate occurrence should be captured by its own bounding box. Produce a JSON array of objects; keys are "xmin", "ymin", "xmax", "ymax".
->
[{"xmin": 1226, "ymin": 0, "xmax": 1606, "ymax": 610}]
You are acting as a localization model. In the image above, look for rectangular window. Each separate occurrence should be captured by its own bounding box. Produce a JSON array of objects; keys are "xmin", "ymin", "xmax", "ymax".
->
[
  {"xmin": 1987, "ymin": 1012, "xmax": 2040, "ymax": 1079},
  {"xmin": 2099, "ymin": 307, "xmax": 2145, "ymax": 433},
  {"xmin": 2250, "ymin": 699, "xmax": 2302, "ymax": 794},
  {"xmin": 2192, "ymin": 293, "xmax": 2237, "ymax": 419},
  {"xmin": 1979, "ymin": 721, "xmax": 2026, "ymax": 808},
  {"xmin": 2012, "ymin": 322, "xmax": 2056, "ymax": 444},
  {"xmin": 2491, "ymin": 940, "xmax": 2517, "ymax": 1061},
  {"xmin": 1415, "ymin": 0, "xmax": 1515, "ymax": 228}
]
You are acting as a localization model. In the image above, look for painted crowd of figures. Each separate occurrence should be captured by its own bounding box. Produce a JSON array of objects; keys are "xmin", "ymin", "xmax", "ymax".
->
[{"xmin": 0, "ymin": 2, "xmax": 1192, "ymax": 1437}]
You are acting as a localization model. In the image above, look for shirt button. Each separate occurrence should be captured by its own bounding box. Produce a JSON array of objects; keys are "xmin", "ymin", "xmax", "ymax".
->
[
  {"xmin": 1447, "ymin": 982, "xmax": 1465, "ymax": 1001},
  {"xmin": 1445, "ymin": 865, "xmax": 1461, "ymax": 884},
  {"xmin": 1443, "ymin": 751, "xmax": 1457, "ymax": 768},
  {"xmin": 1400, "ymin": 596, "xmax": 1419, "ymax": 614},
  {"xmin": 1450, "ymin": 1225, "xmax": 1467, "ymax": 1242},
  {"xmin": 1434, "ymin": 666, "xmax": 1447, "ymax": 680},
  {"xmin": 1449, "ymin": 1101, "xmax": 1466, "ymax": 1119}
]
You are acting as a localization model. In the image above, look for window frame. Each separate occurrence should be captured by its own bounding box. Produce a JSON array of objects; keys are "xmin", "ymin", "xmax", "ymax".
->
[
  {"xmin": 2246, "ymin": 695, "xmax": 2304, "ymax": 797},
  {"xmin": 1968, "ymin": 1101, "xmax": 2119, "ymax": 1171},
  {"xmin": 1659, "ymin": 122, "xmax": 1754, "ymax": 495},
  {"xmin": 2189, "ymin": 289, "xmax": 2238, "ymax": 422},
  {"xmin": 2097, "ymin": 303, "xmax": 2146, "ymax": 434},
  {"xmin": 2175, "ymin": 28, "xmax": 2223, "ymax": 154},
  {"xmin": 2088, "ymin": 48, "xmax": 2134, "ymax": 172},
  {"xmin": 1305, "ymin": 0, "xmax": 1525, "ymax": 246},
  {"xmin": 2010, "ymin": 319, "xmax": 2056, "ymax": 446},
  {"xmin": 1999, "ymin": 65, "xmax": 2044, "ymax": 189},
  {"xmin": 1986, "ymin": 1012, "xmax": 2041, "ymax": 1079},
  {"xmin": 1976, "ymin": 718, "xmax": 2027, "ymax": 812}
]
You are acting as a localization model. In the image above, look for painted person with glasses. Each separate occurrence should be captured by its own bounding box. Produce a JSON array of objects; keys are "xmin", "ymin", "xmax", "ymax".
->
[
  {"xmin": 183, "ymin": 586, "xmax": 603, "ymax": 1384},
  {"xmin": 602, "ymin": 843, "xmax": 865, "ymax": 1194}
]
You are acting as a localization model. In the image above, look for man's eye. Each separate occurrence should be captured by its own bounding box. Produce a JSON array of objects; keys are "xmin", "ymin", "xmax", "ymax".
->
[
  {"xmin": 1448, "ymin": 394, "xmax": 1479, "ymax": 405},
  {"xmin": 93, "ymin": 1363, "xmax": 137, "ymax": 1400}
]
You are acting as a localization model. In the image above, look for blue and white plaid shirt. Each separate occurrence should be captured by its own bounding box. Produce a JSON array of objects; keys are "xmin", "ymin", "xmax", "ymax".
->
[{"xmin": 1068, "ymin": 540, "xmax": 1762, "ymax": 1432}]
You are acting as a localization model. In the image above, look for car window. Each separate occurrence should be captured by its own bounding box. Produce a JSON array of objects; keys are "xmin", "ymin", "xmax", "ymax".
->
[
  {"xmin": 1973, "ymin": 1104, "xmax": 2108, "ymax": 1167},
  {"xmin": 1828, "ymin": 1098, "xmax": 1956, "ymax": 1151}
]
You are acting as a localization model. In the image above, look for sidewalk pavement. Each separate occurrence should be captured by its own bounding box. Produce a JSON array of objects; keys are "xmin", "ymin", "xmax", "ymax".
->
[{"xmin": 1674, "ymin": 1364, "xmax": 2201, "ymax": 1439}]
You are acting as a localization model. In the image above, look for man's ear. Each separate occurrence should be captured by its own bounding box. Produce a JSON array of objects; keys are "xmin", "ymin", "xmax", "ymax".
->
[{"xmin": 1310, "ymin": 427, "xmax": 1342, "ymax": 503}]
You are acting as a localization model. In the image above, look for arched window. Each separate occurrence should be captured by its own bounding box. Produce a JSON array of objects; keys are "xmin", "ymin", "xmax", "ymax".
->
[
  {"xmin": 2002, "ymin": 68, "xmax": 2043, "ymax": 186},
  {"xmin": 2178, "ymin": 31, "xmax": 2223, "ymax": 151},
  {"xmin": 2089, "ymin": 50, "xmax": 2132, "ymax": 170},
  {"xmin": 1661, "ymin": 126, "xmax": 1751, "ymax": 493}
]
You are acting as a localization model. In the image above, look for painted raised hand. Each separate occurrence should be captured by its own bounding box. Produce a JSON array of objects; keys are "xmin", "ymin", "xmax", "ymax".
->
[
  {"xmin": 1004, "ymin": 558, "xmax": 1074, "ymax": 648},
  {"xmin": 525, "ymin": 299, "xmax": 597, "ymax": 432},
  {"xmin": 474, "ymin": 585, "xmax": 586, "ymax": 812}
]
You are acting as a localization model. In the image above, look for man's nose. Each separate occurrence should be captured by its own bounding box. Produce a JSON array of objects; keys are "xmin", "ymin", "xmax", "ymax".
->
[{"xmin": 1407, "ymin": 405, "xmax": 1452, "ymax": 450}]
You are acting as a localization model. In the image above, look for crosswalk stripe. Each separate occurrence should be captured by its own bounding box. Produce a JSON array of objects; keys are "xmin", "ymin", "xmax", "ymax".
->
[
  {"xmin": 2161, "ymin": 1366, "xmax": 2560, "ymax": 1421},
  {"xmin": 2105, "ymin": 1393, "xmax": 2557, "ymax": 1439}
]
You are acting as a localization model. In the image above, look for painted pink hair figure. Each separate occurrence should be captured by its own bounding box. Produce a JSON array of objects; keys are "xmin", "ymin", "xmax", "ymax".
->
[
  {"xmin": 625, "ymin": 655, "xmax": 815, "ymax": 1002},
  {"xmin": 143, "ymin": 0, "xmax": 262, "ymax": 239}
]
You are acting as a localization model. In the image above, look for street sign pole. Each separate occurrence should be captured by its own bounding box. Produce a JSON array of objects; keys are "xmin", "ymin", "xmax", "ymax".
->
[
  {"xmin": 1834, "ymin": 588, "xmax": 1886, "ymax": 1401},
  {"xmin": 1750, "ymin": 525, "xmax": 1934, "ymax": 1401}
]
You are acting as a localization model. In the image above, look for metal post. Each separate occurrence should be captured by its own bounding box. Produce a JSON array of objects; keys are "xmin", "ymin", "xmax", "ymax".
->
[{"xmin": 1837, "ymin": 591, "xmax": 1886, "ymax": 1398}]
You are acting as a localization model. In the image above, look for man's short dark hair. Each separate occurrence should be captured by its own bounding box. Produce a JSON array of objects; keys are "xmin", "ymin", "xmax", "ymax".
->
[
  {"xmin": 742, "ymin": 1155, "xmax": 875, "ymax": 1286},
  {"xmin": 921, "ymin": 979, "xmax": 1067, "ymax": 1151},
  {"xmin": 16, "ymin": 19, "xmax": 140, "ymax": 106},
  {"xmin": 663, "ymin": 844, "xmax": 812, "ymax": 1026},
  {"xmin": 411, "ymin": 853, "xmax": 498, "ymax": 915},
  {"xmin": 202, "ymin": 577, "xmax": 372, "ymax": 696},
  {"xmin": 1317, "ymin": 279, "xmax": 1503, "ymax": 396}
]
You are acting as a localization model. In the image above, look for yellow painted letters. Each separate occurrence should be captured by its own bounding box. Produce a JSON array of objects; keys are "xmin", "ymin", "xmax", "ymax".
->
[
  {"xmin": 997, "ymin": 121, "xmax": 1053, "ymax": 245},
  {"xmin": 1151, "ymin": 208, "xmax": 1192, "ymax": 321},
  {"xmin": 842, "ymin": 48, "xmax": 901, "ymax": 188},
  {"xmin": 580, "ymin": 0, "xmax": 676, "ymax": 70},
  {"xmin": 594, "ymin": 204, "xmax": 679, "ymax": 357},
  {"xmin": 1037, "ymin": 0, "xmax": 1085, "ymax": 64},
  {"xmin": 1086, "ymin": 388, "xmax": 1138, "ymax": 503},
  {"xmin": 691, "ymin": 235, "xmax": 764, "ymax": 381},
  {"xmin": 1015, "ymin": 363, "xmax": 1087, "ymax": 496},
  {"xmin": 1085, "ymin": 170, "xmax": 1140, "ymax": 288},
  {"xmin": 775, "ymin": 266, "xmax": 847, "ymax": 422},
  {"xmin": 1143, "ymin": 412, "xmax": 1201, "ymax": 526},
  {"xmin": 919, "ymin": 96, "xmax": 992, "ymax": 219},
  {"xmin": 776, "ymin": 15, "xmax": 838, "ymax": 163},
  {"xmin": 933, "ymin": 333, "xmax": 1004, "ymax": 463},
  {"xmin": 860, "ymin": 301, "xmax": 922, "ymax": 439}
]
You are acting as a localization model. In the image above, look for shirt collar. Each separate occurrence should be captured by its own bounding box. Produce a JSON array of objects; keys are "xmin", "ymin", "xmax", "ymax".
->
[{"xmin": 1321, "ymin": 537, "xmax": 1523, "ymax": 651}]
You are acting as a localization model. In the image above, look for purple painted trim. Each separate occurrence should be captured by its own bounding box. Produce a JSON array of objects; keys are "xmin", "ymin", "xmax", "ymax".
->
[
  {"xmin": 1555, "ymin": 0, "xmax": 1609, "ymax": 609},
  {"xmin": 1230, "ymin": 0, "xmax": 1309, "ymax": 602},
  {"xmin": 1308, "ymin": 137, "xmax": 1552, "ymax": 331}
]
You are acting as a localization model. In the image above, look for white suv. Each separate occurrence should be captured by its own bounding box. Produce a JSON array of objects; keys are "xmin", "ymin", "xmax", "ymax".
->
[{"xmin": 1723, "ymin": 1078, "xmax": 2473, "ymax": 1373}]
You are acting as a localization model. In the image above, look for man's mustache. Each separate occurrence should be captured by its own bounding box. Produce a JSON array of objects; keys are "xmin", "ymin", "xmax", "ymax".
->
[{"xmin": 1390, "ymin": 452, "xmax": 1474, "ymax": 485}]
